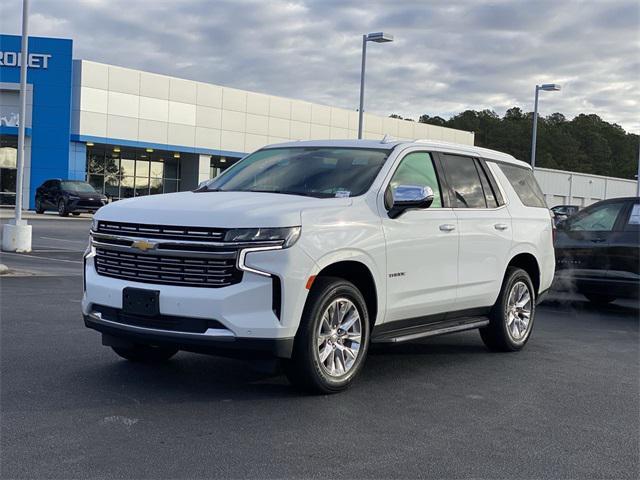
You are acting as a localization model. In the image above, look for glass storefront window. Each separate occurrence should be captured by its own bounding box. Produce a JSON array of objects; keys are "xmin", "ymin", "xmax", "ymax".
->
[
  {"xmin": 120, "ymin": 176, "xmax": 134, "ymax": 198},
  {"xmin": 88, "ymin": 174, "xmax": 104, "ymax": 193},
  {"xmin": 150, "ymin": 161, "xmax": 163, "ymax": 178},
  {"xmin": 135, "ymin": 159, "xmax": 150, "ymax": 178},
  {"xmin": 164, "ymin": 158, "xmax": 179, "ymax": 178},
  {"xmin": 105, "ymin": 176, "xmax": 119, "ymax": 198},
  {"xmin": 164, "ymin": 179, "xmax": 179, "ymax": 193},
  {"xmin": 135, "ymin": 176, "xmax": 149, "ymax": 196},
  {"xmin": 120, "ymin": 158, "xmax": 135, "ymax": 177},
  {"xmin": 87, "ymin": 147, "xmax": 105, "ymax": 175},
  {"xmin": 150, "ymin": 177, "xmax": 163, "ymax": 195},
  {"xmin": 86, "ymin": 143, "xmax": 183, "ymax": 201},
  {"xmin": 0, "ymin": 137, "xmax": 18, "ymax": 205}
]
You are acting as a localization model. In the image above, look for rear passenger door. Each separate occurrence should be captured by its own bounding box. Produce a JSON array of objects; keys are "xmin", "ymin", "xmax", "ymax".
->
[{"xmin": 438, "ymin": 154, "xmax": 512, "ymax": 310}]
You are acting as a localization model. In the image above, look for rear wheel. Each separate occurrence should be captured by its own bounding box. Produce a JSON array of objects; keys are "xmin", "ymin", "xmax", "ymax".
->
[
  {"xmin": 285, "ymin": 276, "xmax": 370, "ymax": 394},
  {"xmin": 583, "ymin": 293, "xmax": 616, "ymax": 305},
  {"xmin": 58, "ymin": 199, "xmax": 69, "ymax": 217},
  {"xmin": 112, "ymin": 344, "xmax": 178, "ymax": 363},
  {"xmin": 35, "ymin": 198, "xmax": 45, "ymax": 214},
  {"xmin": 480, "ymin": 267, "xmax": 536, "ymax": 352}
]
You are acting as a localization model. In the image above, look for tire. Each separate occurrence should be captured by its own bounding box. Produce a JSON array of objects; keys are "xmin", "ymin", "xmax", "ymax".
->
[
  {"xmin": 583, "ymin": 293, "xmax": 616, "ymax": 305},
  {"xmin": 72, "ymin": 212, "xmax": 81, "ymax": 216},
  {"xmin": 480, "ymin": 267, "xmax": 536, "ymax": 352},
  {"xmin": 285, "ymin": 276, "xmax": 370, "ymax": 394},
  {"xmin": 112, "ymin": 344, "xmax": 178, "ymax": 363},
  {"xmin": 35, "ymin": 198, "xmax": 45, "ymax": 214},
  {"xmin": 58, "ymin": 199, "xmax": 69, "ymax": 217}
]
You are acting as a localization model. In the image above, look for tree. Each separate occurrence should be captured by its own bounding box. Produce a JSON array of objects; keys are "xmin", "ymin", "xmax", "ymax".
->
[{"xmin": 407, "ymin": 108, "xmax": 637, "ymax": 179}]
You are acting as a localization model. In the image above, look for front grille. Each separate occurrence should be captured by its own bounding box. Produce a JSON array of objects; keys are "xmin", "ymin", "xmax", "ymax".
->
[
  {"xmin": 77, "ymin": 200, "xmax": 102, "ymax": 207},
  {"xmin": 94, "ymin": 247, "xmax": 242, "ymax": 288},
  {"xmin": 97, "ymin": 221, "xmax": 226, "ymax": 242},
  {"xmin": 93, "ymin": 304, "xmax": 226, "ymax": 333}
]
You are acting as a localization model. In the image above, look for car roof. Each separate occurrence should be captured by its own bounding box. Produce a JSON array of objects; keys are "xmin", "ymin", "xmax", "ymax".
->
[{"xmin": 263, "ymin": 139, "xmax": 531, "ymax": 168}]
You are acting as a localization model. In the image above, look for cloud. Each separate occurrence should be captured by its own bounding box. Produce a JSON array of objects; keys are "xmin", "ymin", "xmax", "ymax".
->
[{"xmin": 3, "ymin": 0, "xmax": 639, "ymax": 132}]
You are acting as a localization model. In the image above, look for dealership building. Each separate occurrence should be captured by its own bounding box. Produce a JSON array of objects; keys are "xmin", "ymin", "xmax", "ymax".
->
[{"xmin": 0, "ymin": 34, "xmax": 475, "ymax": 209}]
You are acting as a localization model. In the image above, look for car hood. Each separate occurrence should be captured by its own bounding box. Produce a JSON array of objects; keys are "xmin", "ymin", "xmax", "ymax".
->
[{"xmin": 95, "ymin": 191, "xmax": 353, "ymax": 228}]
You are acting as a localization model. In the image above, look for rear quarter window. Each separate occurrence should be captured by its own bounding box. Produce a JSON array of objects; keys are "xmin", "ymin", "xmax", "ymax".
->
[{"xmin": 498, "ymin": 163, "xmax": 547, "ymax": 208}]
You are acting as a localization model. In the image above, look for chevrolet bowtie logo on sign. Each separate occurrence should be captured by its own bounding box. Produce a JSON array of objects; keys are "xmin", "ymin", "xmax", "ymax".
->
[{"xmin": 131, "ymin": 240, "xmax": 157, "ymax": 252}]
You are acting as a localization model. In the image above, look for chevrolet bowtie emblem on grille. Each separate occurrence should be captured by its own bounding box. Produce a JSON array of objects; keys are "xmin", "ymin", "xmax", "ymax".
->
[{"xmin": 131, "ymin": 240, "xmax": 157, "ymax": 252}]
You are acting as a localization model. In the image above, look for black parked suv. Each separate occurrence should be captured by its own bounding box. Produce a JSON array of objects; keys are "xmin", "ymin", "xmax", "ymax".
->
[
  {"xmin": 550, "ymin": 204, "xmax": 580, "ymax": 225},
  {"xmin": 554, "ymin": 197, "xmax": 639, "ymax": 304},
  {"xmin": 35, "ymin": 180, "xmax": 107, "ymax": 217}
]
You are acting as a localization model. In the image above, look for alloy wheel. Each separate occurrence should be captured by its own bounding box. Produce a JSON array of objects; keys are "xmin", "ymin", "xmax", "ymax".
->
[
  {"xmin": 316, "ymin": 298, "xmax": 362, "ymax": 377},
  {"xmin": 506, "ymin": 281, "xmax": 532, "ymax": 341}
]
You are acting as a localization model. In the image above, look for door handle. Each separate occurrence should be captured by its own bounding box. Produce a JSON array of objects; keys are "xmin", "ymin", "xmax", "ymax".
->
[
  {"xmin": 439, "ymin": 224, "xmax": 456, "ymax": 232},
  {"xmin": 590, "ymin": 238, "xmax": 606, "ymax": 243},
  {"xmin": 494, "ymin": 223, "xmax": 509, "ymax": 231}
]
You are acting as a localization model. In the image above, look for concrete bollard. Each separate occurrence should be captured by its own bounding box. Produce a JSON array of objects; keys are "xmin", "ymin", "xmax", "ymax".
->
[{"xmin": 2, "ymin": 221, "xmax": 32, "ymax": 253}]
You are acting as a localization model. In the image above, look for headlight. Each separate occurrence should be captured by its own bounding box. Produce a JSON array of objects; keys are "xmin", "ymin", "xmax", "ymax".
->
[
  {"xmin": 224, "ymin": 226, "xmax": 301, "ymax": 247},
  {"xmin": 91, "ymin": 218, "xmax": 98, "ymax": 231}
]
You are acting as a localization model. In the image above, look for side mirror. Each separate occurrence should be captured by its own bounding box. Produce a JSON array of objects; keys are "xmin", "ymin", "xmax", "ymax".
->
[{"xmin": 388, "ymin": 185, "xmax": 434, "ymax": 219}]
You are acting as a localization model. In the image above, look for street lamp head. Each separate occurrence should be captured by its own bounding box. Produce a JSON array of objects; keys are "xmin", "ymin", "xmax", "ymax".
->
[
  {"xmin": 539, "ymin": 83, "xmax": 561, "ymax": 91},
  {"xmin": 366, "ymin": 32, "xmax": 394, "ymax": 43}
]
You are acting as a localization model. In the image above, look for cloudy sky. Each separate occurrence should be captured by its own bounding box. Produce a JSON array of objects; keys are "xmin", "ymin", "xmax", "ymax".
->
[{"xmin": 3, "ymin": 0, "xmax": 639, "ymax": 132}]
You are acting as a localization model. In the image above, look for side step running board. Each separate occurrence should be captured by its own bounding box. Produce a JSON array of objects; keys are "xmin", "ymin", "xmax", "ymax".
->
[{"xmin": 373, "ymin": 319, "xmax": 490, "ymax": 344}]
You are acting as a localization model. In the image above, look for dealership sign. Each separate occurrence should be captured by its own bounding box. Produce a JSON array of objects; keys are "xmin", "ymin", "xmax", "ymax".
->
[{"xmin": 0, "ymin": 52, "xmax": 51, "ymax": 68}]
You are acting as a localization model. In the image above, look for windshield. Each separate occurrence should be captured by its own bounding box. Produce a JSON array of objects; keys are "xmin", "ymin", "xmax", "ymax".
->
[
  {"xmin": 60, "ymin": 181, "xmax": 98, "ymax": 193},
  {"xmin": 202, "ymin": 147, "xmax": 391, "ymax": 198}
]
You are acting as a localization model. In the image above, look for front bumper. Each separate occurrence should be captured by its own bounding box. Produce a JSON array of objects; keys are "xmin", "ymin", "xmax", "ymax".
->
[
  {"xmin": 82, "ymin": 242, "xmax": 316, "ymax": 357},
  {"xmin": 84, "ymin": 311, "xmax": 294, "ymax": 358},
  {"xmin": 67, "ymin": 199, "xmax": 104, "ymax": 213}
]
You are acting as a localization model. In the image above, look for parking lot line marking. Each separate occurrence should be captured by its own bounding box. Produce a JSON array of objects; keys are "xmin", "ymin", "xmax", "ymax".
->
[
  {"xmin": 40, "ymin": 236, "xmax": 88, "ymax": 244},
  {"xmin": 31, "ymin": 249, "xmax": 81, "ymax": 253},
  {"xmin": 1, "ymin": 252, "xmax": 82, "ymax": 264}
]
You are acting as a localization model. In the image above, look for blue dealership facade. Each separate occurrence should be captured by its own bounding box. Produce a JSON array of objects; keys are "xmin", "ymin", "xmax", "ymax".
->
[{"xmin": 0, "ymin": 35, "xmax": 76, "ymax": 208}]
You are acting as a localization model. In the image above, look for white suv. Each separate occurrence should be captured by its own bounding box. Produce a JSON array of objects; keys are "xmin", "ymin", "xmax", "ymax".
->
[{"xmin": 83, "ymin": 139, "xmax": 555, "ymax": 393}]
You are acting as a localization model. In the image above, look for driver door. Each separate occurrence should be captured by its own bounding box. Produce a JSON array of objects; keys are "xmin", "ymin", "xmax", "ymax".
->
[
  {"xmin": 555, "ymin": 200, "xmax": 628, "ymax": 279},
  {"xmin": 380, "ymin": 151, "xmax": 459, "ymax": 324}
]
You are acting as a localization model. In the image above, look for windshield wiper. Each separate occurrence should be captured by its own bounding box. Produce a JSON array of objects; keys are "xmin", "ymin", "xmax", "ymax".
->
[{"xmin": 248, "ymin": 189, "xmax": 318, "ymax": 197}]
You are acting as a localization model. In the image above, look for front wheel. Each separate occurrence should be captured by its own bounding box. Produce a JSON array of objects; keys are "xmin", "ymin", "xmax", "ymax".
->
[
  {"xmin": 58, "ymin": 199, "xmax": 69, "ymax": 217},
  {"xmin": 480, "ymin": 267, "xmax": 536, "ymax": 352},
  {"xmin": 285, "ymin": 277, "xmax": 370, "ymax": 394},
  {"xmin": 112, "ymin": 344, "xmax": 178, "ymax": 363},
  {"xmin": 35, "ymin": 198, "xmax": 45, "ymax": 214}
]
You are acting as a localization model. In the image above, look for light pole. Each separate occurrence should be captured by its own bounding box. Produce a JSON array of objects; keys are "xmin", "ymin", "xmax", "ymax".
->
[
  {"xmin": 530, "ymin": 83, "xmax": 561, "ymax": 170},
  {"xmin": 358, "ymin": 32, "xmax": 393, "ymax": 139},
  {"xmin": 2, "ymin": 0, "xmax": 32, "ymax": 253}
]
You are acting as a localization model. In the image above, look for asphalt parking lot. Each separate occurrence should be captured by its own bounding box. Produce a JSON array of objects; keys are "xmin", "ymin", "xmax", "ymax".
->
[{"xmin": 1, "ymin": 214, "xmax": 638, "ymax": 479}]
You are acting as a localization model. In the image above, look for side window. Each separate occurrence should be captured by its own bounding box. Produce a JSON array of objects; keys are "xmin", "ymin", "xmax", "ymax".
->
[
  {"xmin": 441, "ymin": 154, "xmax": 486, "ymax": 208},
  {"xmin": 476, "ymin": 160, "xmax": 498, "ymax": 208},
  {"xmin": 498, "ymin": 164, "xmax": 547, "ymax": 208},
  {"xmin": 389, "ymin": 152, "xmax": 442, "ymax": 208},
  {"xmin": 567, "ymin": 202, "xmax": 626, "ymax": 232},
  {"xmin": 624, "ymin": 203, "xmax": 640, "ymax": 232}
]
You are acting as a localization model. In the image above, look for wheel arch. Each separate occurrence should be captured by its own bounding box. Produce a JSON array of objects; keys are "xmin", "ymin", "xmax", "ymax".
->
[
  {"xmin": 313, "ymin": 260, "xmax": 379, "ymax": 328},
  {"xmin": 506, "ymin": 252, "xmax": 541, "ymax": 295}
]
